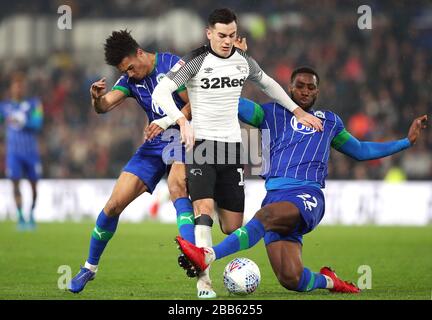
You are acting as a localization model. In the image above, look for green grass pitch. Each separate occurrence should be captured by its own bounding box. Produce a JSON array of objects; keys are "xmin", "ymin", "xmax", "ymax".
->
[{"xmin": 0, "ymin": 221, "xmax": 431, "ymax": 300}]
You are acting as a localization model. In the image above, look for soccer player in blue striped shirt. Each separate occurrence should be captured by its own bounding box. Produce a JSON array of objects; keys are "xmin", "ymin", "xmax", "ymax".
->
[
  {"xmin": 0, "ymin": 72, "xmax": 43, "ymax": 230},
  {"xmin": 176, "ymin": 66, "xmax": 428, "ymax": 294},
  {"xmin": 67, "ymin": 30, "xmax": 195, "ymax": 293}
]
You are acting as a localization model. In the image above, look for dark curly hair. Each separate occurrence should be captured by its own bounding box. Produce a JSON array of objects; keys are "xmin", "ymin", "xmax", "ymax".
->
[{"xmin": 104, "ymin": 29, "xmax": 139, "ymax": 66}]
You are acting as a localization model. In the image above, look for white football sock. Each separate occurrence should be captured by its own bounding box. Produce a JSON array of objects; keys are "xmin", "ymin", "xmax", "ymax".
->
[
  {"xmin": 323, "ymin": 275, "xmax": 334, "ymax": 289},
  {"xmin": 84, "ymin": 261, "xmax": 98, "ymax": 273},
  {"xmin": 195, "ymin": 224, "xmax": 213, "ymax": 288}
]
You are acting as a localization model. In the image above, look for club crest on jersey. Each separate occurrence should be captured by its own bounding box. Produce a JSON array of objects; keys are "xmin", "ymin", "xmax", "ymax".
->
[
  {"xmin": 290, "ymin": 116, "xmax": 317, "ymax": 135},
  {"xmin": 314, "ymin": 111, "xmax": 326, "ymax": 119},
  {"xmin": 156, "ymin": 73, "xmax": 166, "ymax": 83},
  {"xmin": 236, "ymin": 65, "xmax": 248, "ymax": 74}
]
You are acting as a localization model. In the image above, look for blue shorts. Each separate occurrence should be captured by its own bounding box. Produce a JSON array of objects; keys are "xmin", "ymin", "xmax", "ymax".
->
[
  {"xmin": 6, "ymin": 152, "xmax": 42, "ymax": 181},
  {"xmin": 122, "ymin": 135, "xmax": 184, "ymax": 194},
  {"xmin": 262, "ymin": 186, "xmax": 325, "ymax": 245}
]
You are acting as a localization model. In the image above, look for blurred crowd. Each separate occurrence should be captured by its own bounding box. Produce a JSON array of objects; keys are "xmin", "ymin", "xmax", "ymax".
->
[{"xmin": 0, "ymin": 0, "xmax": 431, "ymax": 180}]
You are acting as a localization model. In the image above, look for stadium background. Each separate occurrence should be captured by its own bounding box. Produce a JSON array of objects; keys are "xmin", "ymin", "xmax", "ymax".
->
[
  {"xmin": 0, "ymin": 0, "xmax": 431, "ymax": 300},
  {"xmin": 0, "ymin": 0, "xmax": 431, "ymax": 181}
]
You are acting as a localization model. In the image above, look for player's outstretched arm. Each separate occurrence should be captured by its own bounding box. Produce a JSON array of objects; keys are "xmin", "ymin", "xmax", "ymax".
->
[
  {"xmin": 237, "ymin": 97, "xmax": 264, "ymax": 128},
  {"xmin": 332, "ymin": 115, "xmax": 428, "ymax": 161},
  {"xmin": 407, "ymin": 115, "xmax": 428, "ymax": 145},
  {"xmin": 90, "ymin": 78, "xmax": 126, "ymax": 114}
]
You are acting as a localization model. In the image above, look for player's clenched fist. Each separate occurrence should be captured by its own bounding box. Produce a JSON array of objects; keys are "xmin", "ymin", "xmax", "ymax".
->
[
  {"xmin": 90, "ymin": 77, "xmax": 107, "ymax": 99},
  {"xmin": 408, "ymin": 115, "xmax": 428, "ymax": 145}
]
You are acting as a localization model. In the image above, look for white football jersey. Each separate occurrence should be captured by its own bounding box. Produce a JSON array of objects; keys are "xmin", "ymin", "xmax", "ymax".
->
[{"xmin": 166, "ymin": 45, "xmax": 263, "ymax": 142}]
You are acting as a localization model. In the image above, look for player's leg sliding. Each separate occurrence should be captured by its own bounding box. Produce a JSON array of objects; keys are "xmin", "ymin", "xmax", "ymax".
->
[
  {"xmin": 194, "ymin": 214, "xmax": 216, "ymax": 299},
  {"xmin": 176, "ymin": 216, "xmax": 360, "ymax": 294},
  {"xmin": 276, "ymin": 265, "xmax": 360, "ymax": 294},
  {"xmin": 319, "ymin": 266, "xmax": 360, "ymax": 293},
  {"xmin": 68, "ymin": 210, "xmax": 119, "ymax": 293},
  {"xmin": 176, "ymin": 216, "xmax": 265, "ymax": 272},
  {"xmin": 292, "ymin": 267, "xmax": 330, "ymax": 292}
]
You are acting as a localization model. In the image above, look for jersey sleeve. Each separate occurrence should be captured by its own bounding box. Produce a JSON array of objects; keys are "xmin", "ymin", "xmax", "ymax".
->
[
  {"xmin": 331, "ymin": 113, "xmax": 411, "ymax": 160},
  {"xmin": 245, "ymin": 55, "xmax": 264, "ymax": 83},
  {"xmin": 238, "ymin": 97, "xmax": 265, "ymax": 128},
  {"xmin": 330, "ymin": 114, "xmax": 348, "ymax": 149},
  {"xmin": 166, "ymin": 46, "xmax": 208, "ymax": 89},
  {"xmin": 25, "ymin": 98, "xmax": 43, "ymax": 131},
  {"xmin": 237, "ymin": 49, "xmax": 264, "ymax": 83},
  {"xmin": 165, "ymin": 53, "xmax": 187, "ymax": 94},
  {"xmin": 112, "ymin": 75, "xmax": 131, "ymax": 97}
]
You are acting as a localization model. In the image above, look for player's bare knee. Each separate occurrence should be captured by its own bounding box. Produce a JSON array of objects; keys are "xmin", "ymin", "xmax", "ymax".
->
[
  {"xmin": 255, "ymin": 207, "xmax": 276, "ymax": 230},
  {"xmin": 277, "ymin": 272, "xmax": 301, "ymax": 291},
  {"xmin": 168, "ymin": 179, "xmax": 187, "ymax": 200},
  {"xmin": 104, "ymin": 198, "xmax": 124, "ymax": 217},
  {"xmin": 220, "ymin": 223, "xmax": 241, "ymax": 235},
  {"xmin": 219, "ymin": 224, "xmax": 229, "ymax": 235},
  {"xmin": 194, "ymin": 201, "xmax": 214, "ymax": 216}
]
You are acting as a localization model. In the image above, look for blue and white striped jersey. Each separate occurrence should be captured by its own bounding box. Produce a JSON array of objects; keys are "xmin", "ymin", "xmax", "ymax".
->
[
  {"xmin": 112, "ymin": 52, "xmax": 186, "ymax": 124},
  {"xmin": 259, "ymin": 102, "xmax": 344, "ymax": 188},
  {"xmin": 238, "ymin": 97, "xmax": 411, "ymax": 189},
  {"xmin": 0, "ymin": 97, "xmax": 43, "ymax": 155}
]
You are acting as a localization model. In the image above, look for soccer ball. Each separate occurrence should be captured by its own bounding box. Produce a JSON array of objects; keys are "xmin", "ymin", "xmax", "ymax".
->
[{"xmin": 223, "ymin": 257, "xmax": 261, "ymax": 295}]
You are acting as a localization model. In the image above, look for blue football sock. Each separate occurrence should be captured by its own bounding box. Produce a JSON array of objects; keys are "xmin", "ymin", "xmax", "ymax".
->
[
  {"xmin": 295, "ymin": 267, "xmax": 328, "ymax": 292},
  {"xmin": 213, "ymin": 217, "xmax": 265, "ymax": 259},
  {"xmin": 87, "ymin": 210, "xmax": 119, "ymax": 265},
  {"xmin": 174, "ymin": 197, "xmax": 195, "ymax": 244}
]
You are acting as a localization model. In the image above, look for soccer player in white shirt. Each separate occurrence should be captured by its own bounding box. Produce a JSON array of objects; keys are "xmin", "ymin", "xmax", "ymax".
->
[{"xmin": 152, "ymin": 8, "xmax": 323, "ymax": 298}]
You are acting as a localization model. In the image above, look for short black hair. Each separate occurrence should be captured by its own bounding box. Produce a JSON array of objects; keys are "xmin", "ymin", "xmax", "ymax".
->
[
  {"xmin": 291, "ymin": 66, "xmax": 320, "ymax": 85},
  {"xmin": 208, "ymin": 8, "xmax": 237, "ymax": 27},
  {"xmin": 104, "ymin": 29, "xmax": 139, "ymax": 66}
]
